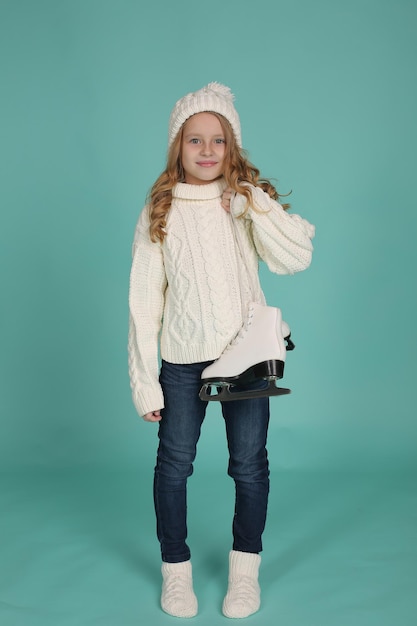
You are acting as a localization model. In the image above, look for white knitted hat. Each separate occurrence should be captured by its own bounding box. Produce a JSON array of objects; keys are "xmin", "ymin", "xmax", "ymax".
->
[{"xmin": 168, "ymin": 82, "xmax": 242, "ymax": 148}]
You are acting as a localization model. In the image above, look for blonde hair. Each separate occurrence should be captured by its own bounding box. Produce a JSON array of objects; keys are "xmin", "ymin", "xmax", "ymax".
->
[{"xmin": 148, "ymin": 113, "xmax": 290, "ymax": 243}]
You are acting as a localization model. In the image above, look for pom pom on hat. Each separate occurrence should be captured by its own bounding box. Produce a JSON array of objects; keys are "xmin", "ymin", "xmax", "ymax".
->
[{"xmin": 168, "ymin": 82, "xmax": 242, "ymax": 148}]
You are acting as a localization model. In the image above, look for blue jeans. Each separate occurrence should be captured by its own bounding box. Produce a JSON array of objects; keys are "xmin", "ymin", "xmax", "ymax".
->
[{"xmin": 154, "ymin": 360, "xmax": 270, "ymax": 563}]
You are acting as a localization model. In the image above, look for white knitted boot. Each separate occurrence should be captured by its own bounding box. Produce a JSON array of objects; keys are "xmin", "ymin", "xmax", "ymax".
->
[
  {"xmin": 161, "ymin": 560, "xmax": 198, "ymax": 618},
  {"xmin": 222, "ymin": 550, "xmax": 261, "ymax": 618}
]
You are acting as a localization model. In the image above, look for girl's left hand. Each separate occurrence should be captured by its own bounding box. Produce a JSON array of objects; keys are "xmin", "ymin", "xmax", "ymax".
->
[
  {"xmin": 221, "ymin": 188, "xmax": 234, "ymax": 212},
  {"xmin": 143, "ymin": 410, "xmax": 162, "ymax": 422}
]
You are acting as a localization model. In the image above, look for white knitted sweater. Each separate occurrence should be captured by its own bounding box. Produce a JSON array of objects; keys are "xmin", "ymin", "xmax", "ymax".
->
[{"xmin": 128, "ymin": 178, "xmax": 315, "ymax": 417}]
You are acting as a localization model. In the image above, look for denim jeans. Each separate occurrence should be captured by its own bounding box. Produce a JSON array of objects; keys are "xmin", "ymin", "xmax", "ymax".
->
[{"xmin": 154, "ymin": 359, "xmax": 270, "ymax": 563}]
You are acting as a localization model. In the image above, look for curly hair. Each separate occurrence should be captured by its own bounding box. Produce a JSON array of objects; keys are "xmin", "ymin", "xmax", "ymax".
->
[{"xmin": 148, "ymin": 113, "xmax": 290, "ymax": 243}]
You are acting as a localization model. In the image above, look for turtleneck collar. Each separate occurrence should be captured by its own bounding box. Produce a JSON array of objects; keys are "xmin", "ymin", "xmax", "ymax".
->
[{"xmin": 172, "ymin": 178, "xmax": 227, "ymax": 201}]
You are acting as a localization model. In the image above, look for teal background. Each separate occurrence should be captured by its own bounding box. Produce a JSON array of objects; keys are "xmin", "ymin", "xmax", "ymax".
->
[{"xmin": 1, "ymin": 0, "xmax": 416, "ymax": 624}]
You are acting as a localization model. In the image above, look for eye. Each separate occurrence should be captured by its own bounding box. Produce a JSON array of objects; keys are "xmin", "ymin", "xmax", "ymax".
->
[
  {"xmin": 214, "ymin": 138, "xmax": 226, "ymax": 144},
  {"xmin": 189, "ymin": 138, "xmax": 200, "ymax": 144}
]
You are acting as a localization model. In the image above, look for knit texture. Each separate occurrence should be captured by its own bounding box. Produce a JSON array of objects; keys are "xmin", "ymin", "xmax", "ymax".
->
[
  {"xmin": 161, "ymin": 560, "xmax": 198, "ymax": 618},
  {"xmin": 223, "ymin": 550, "xmax": 261, "ymax": 618},
  {"xmin": 168, "ymin": 82, "xmax": 242, "ymax": 148},
  {"xmin": 128, "ymin": 179, "xmax": 314, "ymax": 417}
]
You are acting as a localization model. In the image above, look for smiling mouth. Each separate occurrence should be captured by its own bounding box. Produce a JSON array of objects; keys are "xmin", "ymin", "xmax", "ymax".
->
[{"xmin": 197, "ymin": 161, "xmax": 218, "ymax": 167}]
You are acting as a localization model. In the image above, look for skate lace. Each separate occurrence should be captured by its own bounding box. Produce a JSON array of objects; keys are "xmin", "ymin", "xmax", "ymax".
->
[{"xmin": 226, "ymin": 305, "xmax": 255, "ymax": 350}]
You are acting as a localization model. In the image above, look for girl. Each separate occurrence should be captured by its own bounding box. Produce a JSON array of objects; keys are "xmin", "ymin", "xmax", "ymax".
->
[{"xmin": 128, "ymin": 82, "xmax": 315, "ymax": 618}]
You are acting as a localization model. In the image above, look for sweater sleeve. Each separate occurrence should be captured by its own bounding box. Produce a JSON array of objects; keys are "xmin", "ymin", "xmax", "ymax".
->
[
  {"xmin": 232, "ymin": 185, "xmax": 315, "ymax": 275},
  {"xmin": 128, "ymin": 206, "xmax": 167, "ymax": 417}
]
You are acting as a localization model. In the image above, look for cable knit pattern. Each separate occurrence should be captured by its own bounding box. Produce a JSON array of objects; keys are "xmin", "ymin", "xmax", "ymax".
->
[
  {"xmin": 163, "ymin": 228, "xmax": 198, "ymax": 345},
  {"xmin": 128, "ymin": 179, "xmax": 314, "ymax": 416},
  {"xmin": 195, "ymin": 201, "xmax": 234, "ymax": 335}
]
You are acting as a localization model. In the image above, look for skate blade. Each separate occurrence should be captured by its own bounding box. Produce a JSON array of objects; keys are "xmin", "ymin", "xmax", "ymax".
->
[{"xmin": 199, "ymin": 379, "xmax": 291, "ymax": 402}]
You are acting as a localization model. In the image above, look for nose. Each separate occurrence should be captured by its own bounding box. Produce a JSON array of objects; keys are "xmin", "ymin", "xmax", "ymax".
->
[{"xmin": 200, "ymin": 141, "xmax": 212, "ymax": 155}]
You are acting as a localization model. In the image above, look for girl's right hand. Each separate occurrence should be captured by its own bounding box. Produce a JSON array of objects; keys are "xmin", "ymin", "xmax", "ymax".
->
[
  {"xmin": 143, "ymin": 410, "xmax": 162, "ymax": 423},
  {"xmin": 221, "ymin": 187, "xmax": 234, "ymax": 212}
]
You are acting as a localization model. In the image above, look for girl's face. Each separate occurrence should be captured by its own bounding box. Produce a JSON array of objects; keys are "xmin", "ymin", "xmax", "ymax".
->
[{"xmin": 181, "ymin": 112, "xmax": 226, "ymax": 185}]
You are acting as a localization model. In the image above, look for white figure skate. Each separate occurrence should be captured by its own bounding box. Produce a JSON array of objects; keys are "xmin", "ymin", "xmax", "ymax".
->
[{"xmin": 199, "ymin": 303, "xmax": 295, "ymax": 402}]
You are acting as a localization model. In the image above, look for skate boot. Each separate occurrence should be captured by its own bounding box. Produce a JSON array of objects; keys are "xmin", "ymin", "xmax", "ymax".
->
[{"xmin": 199, "ymin": 302, "xmax": 295, "ymax": 402}]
